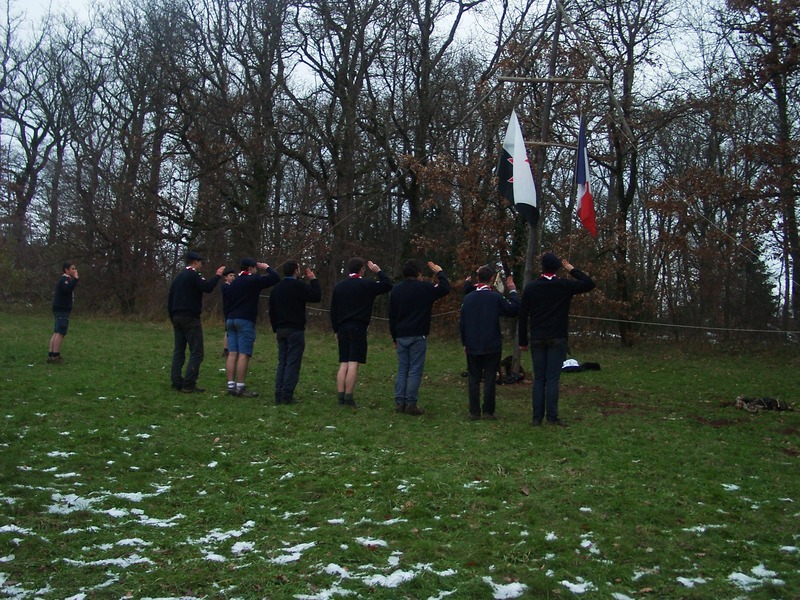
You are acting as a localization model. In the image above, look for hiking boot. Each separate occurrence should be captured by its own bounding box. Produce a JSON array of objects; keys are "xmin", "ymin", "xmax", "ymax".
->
[
  {"xmin": 182, "ymin": 386, "xmax": 205, "ymax": 393},
  {"xmin": 468, "ymin": 413, "xmax": 481, "ymax": 421},
  {"xmin": 531, "ymin": 419, "xmax": 543, "ymax": 427},
  {"xmin": 281, "ymin": 396, "xmax": 301, "ymax": 405},
  {"xmin": 547, "ymin": 419, "xmax": 568, "ymax": 428},
  {"xmin": 47, "ymin": 355, "xmax": 63, "ymax": 364},
  {"xmin": 395, "ymin": 403, "xmax": 406, "ymax": 413},
  {"xmin": 236, "ymin": 387, "xmax": 259, "ymax": 398},
  {"xmin": 482, "ymin": 413, "xmax": 496, "ymax": 420},
  {"xmin": 405, "ymin": 405, "xmax": 424, "ymax": 416}
]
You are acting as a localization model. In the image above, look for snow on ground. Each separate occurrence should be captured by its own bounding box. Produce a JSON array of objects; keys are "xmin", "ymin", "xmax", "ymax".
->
[{"xmin": 1, "ymin": 432, "xmax": 796, "ymax": 599}]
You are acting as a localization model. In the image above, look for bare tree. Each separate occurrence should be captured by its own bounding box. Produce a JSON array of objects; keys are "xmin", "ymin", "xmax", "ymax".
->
[
  {"xmin": 0, "ymin": 10, "xmax": 58, "ymax": 268},
  {"xmin": 282, "ymin": 0, "xmax": 398, "ymax": 284},
  {"xmin": 719, "ymin": 0, "xmax": 800, "ymax": 328}
]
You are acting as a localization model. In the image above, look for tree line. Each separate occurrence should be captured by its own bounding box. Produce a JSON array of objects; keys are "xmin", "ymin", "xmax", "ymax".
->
[{"xmin": 1, "ymin": 0, "xmax": 797, "ymax": 343}]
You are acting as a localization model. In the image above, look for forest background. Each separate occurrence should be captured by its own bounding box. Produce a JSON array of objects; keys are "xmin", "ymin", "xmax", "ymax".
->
[{"xmin": 1, "ymin": 0, "xmax": 798, "ymax": 345}]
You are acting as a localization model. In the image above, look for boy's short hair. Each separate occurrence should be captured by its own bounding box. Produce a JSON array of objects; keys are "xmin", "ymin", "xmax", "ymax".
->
[
  {"xmin": 282, "ymin": 259, "xmax": 299, "ymax": 277},
  {"xmin": 347, "ymin": 257, "xmax": 365, "ymax": 275},
  {"xmin": 62, "ymin": 261, "xmax": 75, "ymax": 272},
  {"xmin": 477, "ymin": 265, "xmax": 495, "ymax": 283},
  {"xmin": 402, "ymin": 259, "xmax": 422, "ymax": 278}
]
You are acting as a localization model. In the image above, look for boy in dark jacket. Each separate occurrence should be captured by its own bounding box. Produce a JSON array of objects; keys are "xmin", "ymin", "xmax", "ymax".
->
[
  {"xmin": 224, "ymin": 258, "xmax": 280, "ymax": 397},
  {"xmin": 388, "ymin": 259, "xmax": 450, "ymax": 415},
  {"xmin": 330, "ymin": 257, "xmax": 393, "ymax": 407},
  {"xmin": 168, "ymin": 251, "xmax": 226, "ymax": 392},
  {"xmin": 459, "ymin": 265, "xmax": 518, "ymax": 420},
  {"xmin": 518, "ymin": 253, "xmax": 595, "ymax": 427},
  {"xmin": 48, "ymin": 261, "xmax": 79, "ymax": 364},
  {"xmin": 268, "ymin": 260, "xmax": 322, "ymax": 405}
]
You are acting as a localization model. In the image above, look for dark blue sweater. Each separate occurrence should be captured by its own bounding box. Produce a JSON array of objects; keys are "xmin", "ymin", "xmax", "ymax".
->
[
  {"xmin": 225, "ymin": 269, "xmax": 280, "ymax": 323},
  {"xmin": 388, "ymin": 272, "xmax": 450, "ymax": 340},
  {"xmin": 518, "ymin": 269, "xmax": 595, "ymax": 345},
  {"xmin": 52, "ymin": 275, "xmax": 79, "ymax": 312},
  {"xmin": 330, "ymin": 272, "xmax": 393, "ymax": 332},
  {"xmin": 168, "ymin": 267, "xmax": 221, "ymax": 319},
  {"xmin": 268, "ymin": 277, "xmax": 322, "ymax": 331},
  {"xmin": 459, "ymin": 287, "xmax": 519, "ymax": 355}
]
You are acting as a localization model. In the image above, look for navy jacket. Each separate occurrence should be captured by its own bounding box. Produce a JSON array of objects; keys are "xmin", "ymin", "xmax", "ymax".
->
[
  {"xmin": 225, "ymin": 269, "xmax": 280, "ymax": 323},
  {"xmin": 330, "ymin": 272, "xmax": 393, "ymax": 332},
  {"xmin": 518, "ymin": 269, "xmax": 595, "ymax": 345},
  {"xmin": 388, "ymin": 271, "xmax": 450, "ymax": 340},
  {"xmin": 459, "ymin": 287, "xmax": 519, "ymax": 355},
  {"xmin": 52, "ymin": 275, "xmax": 79, "ymax": 312},
  {"xmin": 268, "ymin": 277, "xmax": 322, "ymax": 331},
  {"xmin": 168, "ymin": 267, "xmax": 221, "ymax": 319}
]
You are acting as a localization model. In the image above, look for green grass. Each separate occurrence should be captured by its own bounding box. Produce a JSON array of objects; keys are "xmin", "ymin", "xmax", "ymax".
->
[{"xmin": 1, "ymin": 312, "xmax": 799, "ymax": 599}]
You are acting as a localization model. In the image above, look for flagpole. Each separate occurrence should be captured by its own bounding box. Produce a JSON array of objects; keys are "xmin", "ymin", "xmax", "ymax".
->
[{"xmin": 566, "ymin": 114, "xmax": 582, "ymax": 264}]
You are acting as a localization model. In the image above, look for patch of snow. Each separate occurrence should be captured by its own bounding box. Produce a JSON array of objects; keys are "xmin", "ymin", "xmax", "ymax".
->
[
  {"xmin": 463, "ymin": 480, "xmax": 487, "ymax": 489},
  {"xmin": 203, "ymin": 551, "xmax": 227, "ymax": 562},
  {"xmin": 355, "ymin": 537, "xmax": 388, "ymax": 547},
  {"xmin": 560, "ymin": 577, "xmax": 597, "ymax": 594},
  {"xmin": 232, "ymin": 541, "xmax": 255, "ymax": 554},
  {"xmin": 751, "ymin": 564, "xmax": 777, "ymax": 578},
  {"xmin": 728, "ymin": 572, "xmax": 761, "ymax": 591},
  {"xmin": 482, "ymin": 577, "xmax": 528, "ymax": 599},
  {"xmin": 677, "ymin": 576, "xmax": 707, "ymax": 587},
  {"xmin": 323, "ymin": 563, "xmax": 352, "ymax": 578},
  {"xmin": 63, "ymin": 554, "xmax": 153, "ymax": 568},
  {"xmin": 363, "ymin": 570, "xmax": 417, "ymax": 588},
  {"xmin": 294, "ymin": 584, "xmax": 355, "ymax": 599}
]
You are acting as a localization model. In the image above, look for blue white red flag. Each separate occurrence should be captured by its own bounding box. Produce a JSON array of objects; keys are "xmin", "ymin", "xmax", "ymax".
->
[
  {"xmin": 498, "ymin": 110, "xmax": 539, "ymax": 228},
  {"xmin": 576, "ymin": 118, "xmax": 597, "ymax": 237}
]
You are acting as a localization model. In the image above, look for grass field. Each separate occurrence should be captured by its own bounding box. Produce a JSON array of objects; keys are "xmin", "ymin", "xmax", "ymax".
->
[{"xmin": 1, "ymin": 312, "xmax": 799, "ymax": 599}]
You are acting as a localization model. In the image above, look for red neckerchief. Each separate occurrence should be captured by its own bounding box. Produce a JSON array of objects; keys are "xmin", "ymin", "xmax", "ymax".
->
[
  {"xmin": 541, "ymin": 272, "xmax": 556, "ymax": 280},
  {"xmin": 239, "ymin": 271, "xmax": 253, "ymax": 276},
  {"xmin": 475, "ymin": 284, "xmax": 492, "ymax": 291},
  {"xmin": 185, "ymin": 266, "xmax": 196, "ymax": 272},
  {"xmin": 348, "ymin": 273, "xmax": 362, "ymax": 278}
]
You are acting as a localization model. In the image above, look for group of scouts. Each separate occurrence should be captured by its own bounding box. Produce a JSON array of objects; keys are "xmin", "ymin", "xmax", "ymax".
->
[{"xmin": 50, "ymin": 251, "xmax": 594, "ymax": 426}]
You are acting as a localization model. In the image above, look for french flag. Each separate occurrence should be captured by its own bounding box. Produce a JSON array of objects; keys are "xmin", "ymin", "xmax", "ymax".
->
[{"xmin": 576, "ymin": 118, "xmax": 597, "ymax": 237}]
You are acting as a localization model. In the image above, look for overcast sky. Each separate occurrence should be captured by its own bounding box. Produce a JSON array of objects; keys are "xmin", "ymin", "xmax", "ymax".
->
[{"xmin": 18, "ymin": 0, "xmax": 90, "ymax": 25}]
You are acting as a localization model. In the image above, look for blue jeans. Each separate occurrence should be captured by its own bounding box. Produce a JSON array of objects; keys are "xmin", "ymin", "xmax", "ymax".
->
[
  {"xmin": 394, "ymin": 336, "xmax": 428, "ymax": 406},
  {"xmin": 275, "ymin": 328, "xmax": 305, "ymax": 401},
  {"xmin": 530, "ymin": 338, "xmax": 567, "ymax": 422},
  {"xmin": 466, "ymin": 352, "xmax": 500, "ymax": 416},
  {"xmin": 171, "ymin": 314, "xmax": 204, "ymax": 389}
]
